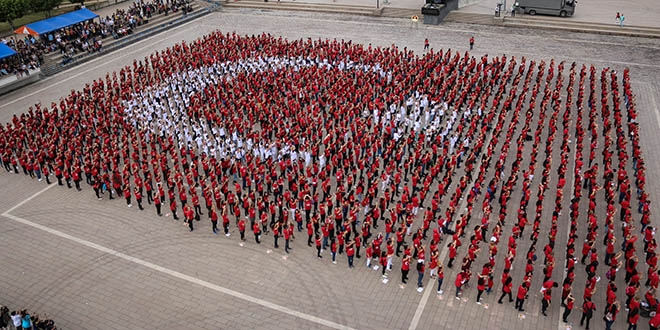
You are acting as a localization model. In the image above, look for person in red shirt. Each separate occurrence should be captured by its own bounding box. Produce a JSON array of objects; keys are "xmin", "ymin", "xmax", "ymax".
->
[
  {"xmin": 541, "ymin": 286, "xmax": 552, "ymax": 316},
  {"xmin": 315, "ymin": 234, "xmax": 322, "ymax": 258},
  {"xmin": 401, "ymin": 255, "xmax": 411, "ymax": 284},
  {"xmin": 365, "ymin": 241, "xmax": 373, "ymax": 268},
  {"xmin": 154, "ymin": 191, "xmax": 162, "ymax": 216},
  {"xmin": 192, "ymin": 192, "xmax": 202, "ymax": 220},
  {"xmin": 307, "ymin": 221, "xmax": 314, "ymax": 246},
  {"xmin": 124, "ymin": 185, "xmax": 132, "ymax": 207},
  {"xmin": 210, "ymin": 208, "xmax": 218, "ymax": 234},
  {"xmin": 562, "ymin": 294, "xmax": 574, "ymax": 323},
  {"xmin": 604, "ymin": 301, "xmax": 619, "ymax": 330},
  {"xmin": 273, "ymin": 222, "xmax": 280, "ymax": 249},
  {"xmin": 498, "ymin": 270, "xmax": 513, "ymax": 304},
  {"xmin": 238, "ymin": 218, "xmax": 246, "ymax": 241},
  {"xmin": 380, "ymin": 251, "xmax": 388, "ymax": 276},
  {"xmin": 436, "ymin": 263, "xmax": 444, "ymax": 294},
  {"xmin": 253, "ymin": 222, "xmax": 261, "ymax": 244},
  {"xmin": 346, "ymin": 241, "xmax": 355, "ymax": 268},
  {"xmin": 134, "ymin": 187, "xmax": 144, "ymax": 210},
  {"xmin": 580, "ymin": 297, "xmax": 596, "ymax": 330},
  {"xmin": 222, "ymin": 209, "xmax": 231, "ymax": 237},
  {"xmin": 395, "ymin": 227, "xmax": 405, "ymax": 257},
  {"xmin": 284, "ymin": 223, "xmax": 292, "ymax": 254},
  {"xmin": 170, "ymin": 199, "xmax": 179, "ymax": 220},
  {"xmin": 476, "ymin": 273, "xmax": 487, "ymax": 304},
  {"xmin": 417, "ymin": 258, "xmax": 425, "ymax": 289},
  {"xmin": 515, "ymin": 282, "xmax": 528, "ymax": 312},
  {"xmin": 627, "ymin": 296, "xmax": 640, "ymax": 330},
  {"xmin": 330, "ymin": 238, "xmax": 337, "ymax": 264},
  {"xmin": 650, "ymin": 309, "xmax": 660, "ymax": 330},
  {"xmin": 184, "ymin": 204, "xmax": 194, "ymax": 232},
  {"xmin": 448, "ymin": 240, "xmax": 458, "ymax": 268}
]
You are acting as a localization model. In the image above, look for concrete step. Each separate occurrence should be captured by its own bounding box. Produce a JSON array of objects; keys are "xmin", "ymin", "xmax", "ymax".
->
[
  {"xmin": 225, "ymin": 0, "xmax": 375, "ymax": 9},
  {"xmin": 380, "ymin": 7, "xmax": 421, "ymax": 18},
  {"xmin": 45, "ymin": 8, "xmax": 194, "ymax": 64},
  {"xmin": 444, "ymin": 11, "xmax": 494, "ymax": 24},
  {"xmin": 504, "ymin": 20, "xmax": 660, "ymax": 38},
  {"xmin": 507, "ymin": 16, "xmax": 660, "ymax": 34},
  {"xmin": 223, "ymin": 0, "xmax": 380, "ymax": 16},
  {"xmin": 445, "ymin": 11, "xmax": 660, "ymax": 38}
]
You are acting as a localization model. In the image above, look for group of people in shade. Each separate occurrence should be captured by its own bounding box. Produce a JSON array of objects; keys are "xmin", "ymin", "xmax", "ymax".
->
[
  {"xmin": 0, "ymin": 31, "xmax": 656, "ymax": 330},
  {"xmin": 0, "ymin": 0, "xmax": 192, "ymax": 76},
  {"xmin": 0, "ymin": 305, "xmax": 57, "ymax": 330}
]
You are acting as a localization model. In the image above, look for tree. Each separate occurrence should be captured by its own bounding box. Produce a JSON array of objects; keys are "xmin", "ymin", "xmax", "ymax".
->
[
  {"xmin": 0, "ymin": 0, "xmax": 29, "ymax": 30},
  {"xmin": 68, "ymin": 0, "xmax": 83, "ymax": 7},
  {"xmin": 30, "ymin": 0, "xmax": 62, "ymax": 17}
]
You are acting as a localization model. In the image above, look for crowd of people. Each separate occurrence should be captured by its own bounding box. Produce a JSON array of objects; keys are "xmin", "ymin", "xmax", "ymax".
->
[
  {"xmin": 0, "ymin": 305, "xmax": 57, "ymax": 330},
  {"xmin": 0, "ymin": 31, "xmax": 655, "ymax": 329},
  {"xmin": 0, "ymin": 0, "xmax": 193, "ymax": 74},
  {"xmin": 0, "ymin": 38, "xmax": 41, "ymax": 78}
]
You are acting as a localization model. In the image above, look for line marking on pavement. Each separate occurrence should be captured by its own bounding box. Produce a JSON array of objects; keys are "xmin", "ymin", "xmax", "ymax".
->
[
  {"xmin": 408, "ymin": 271, "xmax": 433, "ymax": 330},
  {"xmin": 1, "ymin": 186, "xmax": 355, "ymax": 330},
  {"xmin": 3, "ymin": 184, "xmax": 55, "ymax": 214}
]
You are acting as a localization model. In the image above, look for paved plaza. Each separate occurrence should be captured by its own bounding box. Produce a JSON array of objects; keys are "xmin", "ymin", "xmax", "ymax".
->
[{"xmin": 1, "ymin": 8, "xmax": 660, "ymax": 330}]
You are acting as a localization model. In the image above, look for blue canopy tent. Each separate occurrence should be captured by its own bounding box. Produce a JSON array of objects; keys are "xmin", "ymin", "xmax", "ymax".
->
[
  {"xmin": 23, "ymin": 8, "xmax": 99, "ymax": 36},
  {"xmin": 0, "ymin": 43, "xmax": 18, "ymax": 60}
]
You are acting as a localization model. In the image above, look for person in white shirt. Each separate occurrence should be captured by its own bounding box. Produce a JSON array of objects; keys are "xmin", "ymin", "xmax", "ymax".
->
[{"xmin": 10, "ymin": 311, "xmax": 21, "ymax": 329}]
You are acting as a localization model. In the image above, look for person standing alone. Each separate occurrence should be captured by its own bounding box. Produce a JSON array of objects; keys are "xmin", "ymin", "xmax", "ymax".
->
[{"xmin": 469, "ymin": 36, "xmax": 475, "ymax": 51}]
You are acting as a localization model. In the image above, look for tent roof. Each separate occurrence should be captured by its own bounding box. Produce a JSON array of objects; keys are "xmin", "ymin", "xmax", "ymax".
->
[
  {"xmin": 14, "ymin": 26, "xmax": 39, "ymax": 36},
  {"xmin": 0, "ymin": 43, "xmax": 18, "ymax": 60},
  {"xmin": 25, "ymin": 8, "xmax": 99, "ymax": 35}
]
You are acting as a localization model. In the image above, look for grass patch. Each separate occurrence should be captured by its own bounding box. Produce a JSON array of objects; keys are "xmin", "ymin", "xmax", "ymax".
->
[{"xmin": 0, "ymin": 7, "xmax": 77, "ymax": 37}]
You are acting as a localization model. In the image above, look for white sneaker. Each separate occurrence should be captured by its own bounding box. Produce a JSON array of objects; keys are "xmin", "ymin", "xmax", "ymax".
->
[
  {"xmin": 332, "ymin": 261, "xmax": 337, "ymax": 264},
  {"xmin": 128, "ymin": 204, "xmax": 132, "ymax": 208},
  {"xmin": 476, "ymin": 301, "xmax": 482, "ymax": 305},
  {"xmin": 225, "ymin": 233, "xmax": 231, "ymax": 237},
  {"xmin": 455, "ymin": 296, "xmax": 460, "ymax": 300},
  {"xmin": 438, "ymin": 290, "xmax": 443, "ymax": 294}
]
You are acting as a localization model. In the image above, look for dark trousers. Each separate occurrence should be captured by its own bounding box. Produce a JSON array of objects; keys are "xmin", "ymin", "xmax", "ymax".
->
[
  {"xmin": 515, "ymin": 297, "xmax": 525, "ymax": 311},
  {"xmin": 498, "ymin": 291, "xmax": 513, "ymax": 303},
  {"xmin": 580, "ymin": 313, "xmax": 592, "ymax": 329},
  {"xmin": 541, "ymin": 298, "xmax": 549, "ymax": 314},
  {"xmin": 562, "ymin": 307, "xmax": 571, "ymax": 321}
]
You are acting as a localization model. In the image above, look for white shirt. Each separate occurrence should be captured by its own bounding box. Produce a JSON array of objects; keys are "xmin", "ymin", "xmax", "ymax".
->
[{"xmin": 11, "ymin": 314, "xmax": 21, "ymax": 326}]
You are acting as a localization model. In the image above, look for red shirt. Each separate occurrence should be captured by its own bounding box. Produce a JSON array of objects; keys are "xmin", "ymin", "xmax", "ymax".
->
[{"xmin": 517, "ymin": 285, "xmax": 527, "ymax": 299}]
